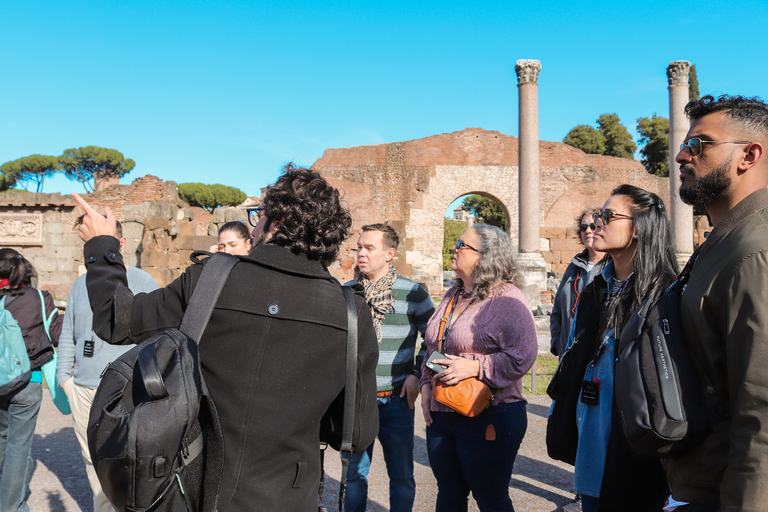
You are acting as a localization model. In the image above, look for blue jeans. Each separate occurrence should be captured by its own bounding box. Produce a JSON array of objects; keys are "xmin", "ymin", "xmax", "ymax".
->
[
  {"xmin": 345, "ymin": 394, "xmax": 415, "ymax": 512},
  {"xmin": 426, "ymin": 401, "xmax": 527, "ymax": 512},
  {"xmin": 0, "ymin": 381, "xmax": 42, "ymax": 512}
]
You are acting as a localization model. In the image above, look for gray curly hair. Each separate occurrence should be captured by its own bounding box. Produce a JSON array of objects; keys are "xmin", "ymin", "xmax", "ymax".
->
[{"xmin": 453, "ymin": 224, "xmax": 525, "ymax": 300}]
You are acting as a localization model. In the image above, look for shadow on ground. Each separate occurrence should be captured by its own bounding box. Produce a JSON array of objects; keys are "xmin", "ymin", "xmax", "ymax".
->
[{"xmin": 32, "ymin": 428, "xmax": 92, "ymax": 512}]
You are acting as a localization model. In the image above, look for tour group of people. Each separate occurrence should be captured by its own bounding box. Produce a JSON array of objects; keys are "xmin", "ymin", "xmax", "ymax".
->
[{"xmin": 1, "ymin": 93, "xmax": 767, "ymax": 512}]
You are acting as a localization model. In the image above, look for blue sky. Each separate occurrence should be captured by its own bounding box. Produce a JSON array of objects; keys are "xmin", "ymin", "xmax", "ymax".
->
[{"xmin": 2, "ymin": 1, "xmax": 767, "ymax": 201}]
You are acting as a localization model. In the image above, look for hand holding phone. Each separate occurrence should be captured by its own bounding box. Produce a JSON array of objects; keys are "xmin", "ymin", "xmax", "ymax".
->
[{"xmin": 426, "ymin": 351, "xmax": 450, "ymax": 375}]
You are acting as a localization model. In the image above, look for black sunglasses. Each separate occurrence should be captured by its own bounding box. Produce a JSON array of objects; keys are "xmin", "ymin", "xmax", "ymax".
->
[
  {"xmin": 246, "ymin": 207, "xmax": 265, "ymax": 228},
  {"xmin": 578, "ymin": 223, "xmax": 596, "ymax": 232},
  {"xmin": 592, "ymin": 211, "xmax": 633, "ymax": 225},
  {"xmin": 680, "ymin": 136, "xmax": 751, "ymax": 157},
  {"xmin": 455, "ymin": 239, "xmax": 479, "ymax": 252}
]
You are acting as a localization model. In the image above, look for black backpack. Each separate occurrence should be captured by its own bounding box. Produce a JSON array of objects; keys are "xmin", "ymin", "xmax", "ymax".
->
[
  {"xmin": 615, "ymin": 249, "xmax": 726, "ymax": 457},
  {"xmin": 88, "ymin": 252, "xmax": 237, "ymax": 512}
]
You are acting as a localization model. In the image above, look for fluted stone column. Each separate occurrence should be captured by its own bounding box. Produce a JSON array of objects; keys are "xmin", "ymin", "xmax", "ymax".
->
[
  {"xmin": 668, "ymin": 61, "xmax": 694, "ymax": 266},
  {"xmin": 515, "ymin": 59, "xmax": 547, "ymax": 308}
]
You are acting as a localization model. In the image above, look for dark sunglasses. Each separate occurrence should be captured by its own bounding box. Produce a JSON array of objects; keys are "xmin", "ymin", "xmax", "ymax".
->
[
  {"xmin": 246, "ymin": 207, "xmax": 266, "ymax": 228},
  {"xmin": 578, "ymin": 223, "xmax": 596, "ymax": 232},
  {"xmin": 455, "ymin": 239, "xmax": 479, "ymax": 252},
  {"xmin": 592, "ymin": 210, "xmax": 633, "ymax": 225},
  {"xmin": 680, "ymin": 136, "xmax": 751, "ymax": 157}
]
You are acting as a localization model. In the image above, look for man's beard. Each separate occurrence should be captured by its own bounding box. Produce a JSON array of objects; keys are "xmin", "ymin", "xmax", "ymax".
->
[
  {"xmin": 679, "ymin": 162, "xmax": 732, "ymax": 207},
  {"xmin": 252, "ymin": 219, "xmax": 272, "ymax": 248}
]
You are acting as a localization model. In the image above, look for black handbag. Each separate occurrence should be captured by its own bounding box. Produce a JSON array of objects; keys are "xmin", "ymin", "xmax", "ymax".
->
[{"xmin": 546, "ymin": 279, "xmax": 606, "ymax": 465}]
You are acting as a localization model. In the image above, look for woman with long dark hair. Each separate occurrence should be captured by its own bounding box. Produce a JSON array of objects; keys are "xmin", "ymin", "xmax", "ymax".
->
[
  {"xmin": 209, "ymin": 221, "xmax": 252, "ymax": 255},
  {"xmin": 567, "ymin": 185, "xmax": 678, "ymax": 511},
  {"xmin": 0, "ymin": 248, "xmax": 61, "ymax": 512}
]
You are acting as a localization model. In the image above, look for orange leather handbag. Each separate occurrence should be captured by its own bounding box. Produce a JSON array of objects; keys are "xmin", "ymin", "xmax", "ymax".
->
[{"xmin": 430, "ymin": 293, "xmax": 494, "ymax": 417}]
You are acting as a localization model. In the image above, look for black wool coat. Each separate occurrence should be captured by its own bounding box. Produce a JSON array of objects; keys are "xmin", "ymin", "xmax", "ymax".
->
[{"xmin": 84, "ymin": 236, "xmax": 379, "ymax": 512}]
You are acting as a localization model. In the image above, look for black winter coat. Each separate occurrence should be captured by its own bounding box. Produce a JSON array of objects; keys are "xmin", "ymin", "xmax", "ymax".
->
[{"xmin": 83, "ymin": 236, "xmax": 380, "ymax": 512}]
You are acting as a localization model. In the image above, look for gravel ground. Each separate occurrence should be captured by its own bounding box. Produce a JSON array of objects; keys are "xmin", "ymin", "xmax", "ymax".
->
[{"xmin": 18, "ymin": 389, "xmax": 574, "ymax": 511}]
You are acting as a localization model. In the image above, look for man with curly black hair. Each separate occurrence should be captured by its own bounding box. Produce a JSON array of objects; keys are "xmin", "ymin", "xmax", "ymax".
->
[
  {"xmin": 73, "ymin": 164, "xmax": 379, "ymax": 512},
  {"xmin": 664, "ymin": 95, "xmax": 768, "ymax": 512}
]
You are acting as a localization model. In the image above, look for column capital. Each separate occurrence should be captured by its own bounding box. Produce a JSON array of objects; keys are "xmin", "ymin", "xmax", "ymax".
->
[
  {"xmin": 515, "ymin": 59, "xmax": 541, "ymax": 84},
  {"xmin": 667, "ymin": 61, "xmax": 691, "ymax": 86}
]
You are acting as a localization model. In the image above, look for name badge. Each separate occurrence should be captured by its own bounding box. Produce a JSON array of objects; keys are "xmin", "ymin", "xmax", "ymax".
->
[
  {"xmin": 83, "ymin": 340, "xmax": 95, "ymax": 358},
  {"xmin": 581, "ymin": 380, "xmax": 599, "ymax": 405}
]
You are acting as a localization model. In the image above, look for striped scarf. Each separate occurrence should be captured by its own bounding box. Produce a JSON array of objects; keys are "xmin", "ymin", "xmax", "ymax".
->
[{"xmin": 359, "ymin": 266, "xmax": 396, "ymax": 342}]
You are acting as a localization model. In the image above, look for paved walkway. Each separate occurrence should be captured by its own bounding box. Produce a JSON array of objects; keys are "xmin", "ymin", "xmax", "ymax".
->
[{"xmin": 20, "ymin": 390, "xmax": 575, "ymax": 511}]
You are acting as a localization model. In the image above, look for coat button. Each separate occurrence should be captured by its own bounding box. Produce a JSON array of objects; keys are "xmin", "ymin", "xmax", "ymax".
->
[
  {"xmin": 108, "ymin": 252, "xmax": 116, "ymax": 259},
  {"xmin": 88, "ymin": 256, "xmax": 97, "ymax": 263},
  {"xmin": 268, "ymin": 304, "xmax": 279, "ymax": 315}
]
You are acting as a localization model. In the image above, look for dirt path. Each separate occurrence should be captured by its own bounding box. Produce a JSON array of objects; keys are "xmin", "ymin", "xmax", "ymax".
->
[{"xmin": 21, "ymin": 390, "xmax": 574, "ymax": 511}]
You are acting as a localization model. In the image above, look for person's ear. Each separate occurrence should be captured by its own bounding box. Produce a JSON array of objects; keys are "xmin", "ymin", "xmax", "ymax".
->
[
  {"xmin": 738, "ymin": 142, "xmax": 764, "ymax": 172},
  {"xmin": 119, "ymin": 237, "xmax": 127, "ymax": 252},
  {"xmin": 384, "ymin": 247, "xmax": 396, "ymax": 263}
]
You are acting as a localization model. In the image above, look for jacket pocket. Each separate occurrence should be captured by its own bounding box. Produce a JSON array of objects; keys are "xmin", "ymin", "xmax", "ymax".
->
[{"xmin": 292, "ymin": 461, "xmax": 307, "ymax": 488}]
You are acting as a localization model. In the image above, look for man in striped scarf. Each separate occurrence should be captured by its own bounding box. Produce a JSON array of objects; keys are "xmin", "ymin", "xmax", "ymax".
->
[{"xmin": 345, "ymin": 223, "xmax": 435, "ymax": 512}]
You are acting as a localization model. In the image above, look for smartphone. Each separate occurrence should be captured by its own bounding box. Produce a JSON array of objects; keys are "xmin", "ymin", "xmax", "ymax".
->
[{"xmin": 426, "ymin": 351, "xmax": 450, "ymax": 375}]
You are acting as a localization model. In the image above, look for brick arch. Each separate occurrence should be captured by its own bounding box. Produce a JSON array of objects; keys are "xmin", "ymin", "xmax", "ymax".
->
[{"xmin": 405, "ymin": 165, "xmax": 519, "ymax": 293}]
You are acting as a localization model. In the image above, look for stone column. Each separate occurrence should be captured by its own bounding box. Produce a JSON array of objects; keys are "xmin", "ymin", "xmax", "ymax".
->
[
  {"xmin": 667, "ymin": 61, "xmax": 694, "ymax": 266},
  {"xmin": 515, "ymin": 59, "xmax": 547, "ymax": 309}
]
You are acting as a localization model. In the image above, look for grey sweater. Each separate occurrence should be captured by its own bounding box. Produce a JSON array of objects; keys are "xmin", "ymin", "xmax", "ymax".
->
[{"xmin": 56, "ymin": 267, "xmax": 158, "ymax": 389}]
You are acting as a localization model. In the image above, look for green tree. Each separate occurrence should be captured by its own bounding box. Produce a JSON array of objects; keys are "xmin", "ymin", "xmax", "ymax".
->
[
  {"xmin": 689, "ymin": 64, "xmax": 700, "ymax": 101},
  {"xmin": 462, "ymin": 195, "xmax": 506, "ymax": 230},
  {"xmin": 443, "ymin": 218, "xmax": 467, "ymax": 270},
  {"xmin": 563, "ymin": 124, "xmax": 605, "ymax": 155},
  {"xmin": 597, "ymin": 113, "xmax": 637, "ymax": 159},
  {"xmin": 1, "ymin": 154, "xmax": 60, "ymax": 192},
  {"xmin": 637, "ymin": 114, "xmax": 670, "ymax": 177},
  {"xmin": 178, "ymin": 182, "xmax": 247, "ymax": 212},
  {"xmin": 59, "ymin": 146, "xmax": 135, "ymax": 192}
]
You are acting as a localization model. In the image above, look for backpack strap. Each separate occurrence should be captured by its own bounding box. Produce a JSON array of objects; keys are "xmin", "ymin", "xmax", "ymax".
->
[
  {"xmin": 37, "ymin": 289, "xmax": 57, "ymax": 341},
  {"xmin": 337, "ymin": 286, "xmax": 358, "ymax": 512},
  {"xmin": 179, "ymin": 252, "xmax": 239, "ymax": 342}
]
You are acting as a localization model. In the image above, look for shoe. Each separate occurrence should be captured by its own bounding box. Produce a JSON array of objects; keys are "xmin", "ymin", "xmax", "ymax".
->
[{"xmin": 563, "ymin": 493, "xmax": 582, "ymax": 512}]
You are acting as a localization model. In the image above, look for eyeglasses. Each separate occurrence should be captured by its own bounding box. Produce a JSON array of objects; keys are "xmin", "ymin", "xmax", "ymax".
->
[
  {"xmin": 680, "ymin": 137, "xmax": 751, "ymax": 157},
  {"xmin": 455, "ymin": 239, "xmax": 479, "ymax": 252},
  {"xmin": 593, "ymin": 211, "xmax": 633, "ymax": 226},
  {"xmin": 579, "ymin": 223, "xmax": 596, "ymax": 232},
  {"xmin": 246, "ymin": 207, "xmax": 266, "ymax": 228}
]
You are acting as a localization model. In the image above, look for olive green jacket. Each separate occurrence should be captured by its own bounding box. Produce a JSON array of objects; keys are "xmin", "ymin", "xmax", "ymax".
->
[{"xmin": 663, "ymin": 188, "xmax": 768, "ymax": 512}]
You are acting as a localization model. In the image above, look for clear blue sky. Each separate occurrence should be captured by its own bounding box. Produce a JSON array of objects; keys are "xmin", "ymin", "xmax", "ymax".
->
[{"xmin": 2, "ymin": 1, "xmax": 766, "ymax": 199}]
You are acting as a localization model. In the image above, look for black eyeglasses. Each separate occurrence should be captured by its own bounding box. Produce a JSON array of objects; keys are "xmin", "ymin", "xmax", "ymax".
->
[
  {"xmin": 579, "ymin": 223, "xmax": 596, "ymax": 232},
  {"xmin": 455, "ymin": 239, "xmax": 479, "ymax": 252},
  {"xmin": 680, "ymin": 137, "xmax": 751, "ymax": 157},
  {"xmin": 593, "ymin": 211, "xmax": 633, "ymax": 225},
  {"xmin": 246, "ymin": 207, "xmax": 265, "ymax": 228}
]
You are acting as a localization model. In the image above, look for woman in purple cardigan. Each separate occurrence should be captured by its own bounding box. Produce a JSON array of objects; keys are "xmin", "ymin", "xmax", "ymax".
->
[{"xmin": 420, "ymin": 223, "xmax": 538, "ymax": 512}]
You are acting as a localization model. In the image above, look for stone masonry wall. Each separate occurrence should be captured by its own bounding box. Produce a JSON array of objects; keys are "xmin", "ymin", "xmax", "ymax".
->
[{"xmin": 314, "ymin": 128, "xmax": 670, "ymax": 295}]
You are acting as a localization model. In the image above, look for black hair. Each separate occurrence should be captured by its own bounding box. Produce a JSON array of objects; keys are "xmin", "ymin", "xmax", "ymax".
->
[
  {"xmin": 685, "ymin": 94, "xmax": 768, "ymax": 142},
  {"xmin": 361, "ymin": 223, "xmax": 399, "ymax": 251},
  {"xmin": 218, "ymin": 221, "xmax": 251, "ymax": 242},
  {"xmin": 604, "ymin": 185, "xmax": 679, "ymax": 336},
  {"xmin": 261, "ymin": 163, "xmax": 352, "ymax": 267},
  {"xmin": 0, "ymin": 248, "xmax": 35, "ymax": 296}
]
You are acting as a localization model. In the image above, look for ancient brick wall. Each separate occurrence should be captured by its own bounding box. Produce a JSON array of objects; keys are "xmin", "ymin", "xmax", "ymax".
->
[{"xmin": 314, "ymin": 128, "xmax": 670, "ymax": 294}]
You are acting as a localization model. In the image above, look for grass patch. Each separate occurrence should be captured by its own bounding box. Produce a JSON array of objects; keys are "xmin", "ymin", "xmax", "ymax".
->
[{"xmin": 521, "ymin": 353, "xmax": 559, "ymax": 395}]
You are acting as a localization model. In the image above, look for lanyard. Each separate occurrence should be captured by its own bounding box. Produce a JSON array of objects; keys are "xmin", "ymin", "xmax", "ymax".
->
[{"xmin": 437, "ymin": 291, "xmax": 476, "ymax": 353}]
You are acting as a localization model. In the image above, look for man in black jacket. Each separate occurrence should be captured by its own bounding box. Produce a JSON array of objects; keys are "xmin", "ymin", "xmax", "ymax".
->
[{"xmin": 73, "ymin": 164, "xmax": 379, "ymax": 512}]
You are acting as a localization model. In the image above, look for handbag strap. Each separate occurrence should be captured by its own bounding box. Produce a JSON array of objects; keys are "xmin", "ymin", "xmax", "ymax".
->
[
  {"xmin": 337, "ymin": 285, "xmax": 358, "ymax": 512},
  {"xmin": 179, "ymin": 252, "xmax": 239, "ymax": 342}
]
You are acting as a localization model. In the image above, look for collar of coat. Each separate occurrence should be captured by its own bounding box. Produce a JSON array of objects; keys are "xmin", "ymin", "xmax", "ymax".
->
[
  {"xmin": 705, "ymin": 188, "xmax": 768, "ymax": 246},
  {"xmin": 243, "ymin": 244, "xmax": 336, "ymax": 281}
]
